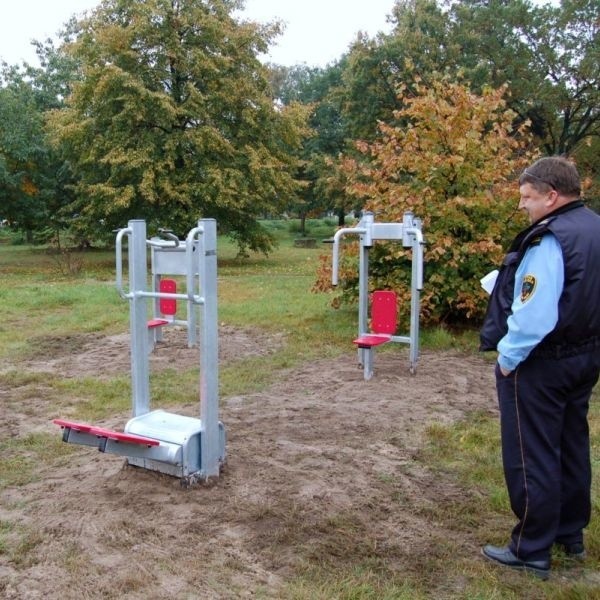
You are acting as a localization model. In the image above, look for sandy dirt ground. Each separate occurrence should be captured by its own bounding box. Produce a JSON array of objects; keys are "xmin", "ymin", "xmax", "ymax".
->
[{"xmin": 0, "ymin": 326, "xmax": 515, "ymax": 598}]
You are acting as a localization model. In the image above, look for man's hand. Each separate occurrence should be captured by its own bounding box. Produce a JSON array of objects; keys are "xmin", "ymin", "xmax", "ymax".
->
[{"xmin": 499, "ymin": 365, "xmax": 512, "ymax": 377}]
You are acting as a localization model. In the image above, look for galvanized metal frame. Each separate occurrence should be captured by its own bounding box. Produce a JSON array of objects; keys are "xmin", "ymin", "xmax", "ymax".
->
[
  {"xmin": 331, "ymin": 211, "xmax": 424, "ymax": 377},
  {"xmin": 113, "ymin": 218, "xmax": 225, "ymax": 481}
]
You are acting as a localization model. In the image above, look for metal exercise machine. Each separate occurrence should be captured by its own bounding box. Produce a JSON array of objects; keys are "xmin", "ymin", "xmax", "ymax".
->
[
  {"xmin": 54, "ymin": 219, "xmax": 225, "ymax": 484},
  {"xmin": 331, "ymin": 211, "xmax": 425, "ymax": 379}
]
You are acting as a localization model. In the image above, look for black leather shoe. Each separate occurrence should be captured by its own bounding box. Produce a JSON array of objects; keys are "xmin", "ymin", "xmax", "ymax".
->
[
  {"xmin": 560, "ymin": 542, "xmax": 586, "ymax": 560},
  {"xmin": 482, "ymin": 545, "xmax": 550, "ymax": 580}
]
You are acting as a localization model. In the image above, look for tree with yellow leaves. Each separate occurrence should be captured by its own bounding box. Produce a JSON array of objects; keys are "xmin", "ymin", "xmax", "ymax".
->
[{"xmin": 47, "ymin": 0, "xmax": 309, "ymax": 253}]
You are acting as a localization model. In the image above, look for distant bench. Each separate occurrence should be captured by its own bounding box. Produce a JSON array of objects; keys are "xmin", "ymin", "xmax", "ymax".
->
[{"xmin": 293, "ymin": 238, "xmax": 317, "ymax": 248}]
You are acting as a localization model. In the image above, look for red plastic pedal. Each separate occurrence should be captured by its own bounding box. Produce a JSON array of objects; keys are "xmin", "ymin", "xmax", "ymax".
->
[
  {"xmin": 89, "ymin": 426, "xmax": 160, "ymax": 446},
  {"xmin": 353, "ymin": 334, "xmax": 392, "ymax": 348},
  {"xmin": 53, "ymin": 419, "xmax": 93, "ymax": 433},
  {"xmin": 53, "ymin": 419, "xmax": 159, "ymax": 447},
  {"xmin": 147, "ymin": 318, "xmax": 170, "ymax": 328}
]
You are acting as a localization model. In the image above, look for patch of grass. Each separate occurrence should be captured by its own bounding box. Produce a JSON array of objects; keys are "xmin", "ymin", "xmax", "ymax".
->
[
  {"xmin": 150, "ymin": 368, "xmax": 199, "ymax": 408},
  {"xmin": 420, "ymin": 413, "xmax": 506, "ymax": 497},
  {"xmin": 0, "ymin": 280, "xmax": 125, "ymax": 361},
  {"xmin": 0, "ymin": 370, "xmax": 51, "ymax": 387},
  {"xmin": 8, "ymin": 528, "xmax": 46, "ymax": 567},
  {"xmin": 0, "ymin": 520, "xmax": 12, "ymax": 555},
  {"xmin": 61, "ymin": 541, "xmax": 91, "ymax": 575},
  {"xmin": 220, "ymin": 356, "xmax": 285, "ymax": 397},
  {"xmin": 0, "ymin": 433, "xmax": 77, "ymax": 489},
  {"xmin": 55, "ymin": 375, "xmax": 132, "ymax": 421},
  {"xmin": 421, "ymin": 325, "xmax": 480, "ymax": 352},
  {"xmin": 287, "ymin": 566, "xmax": 426, "ymax": 600}
]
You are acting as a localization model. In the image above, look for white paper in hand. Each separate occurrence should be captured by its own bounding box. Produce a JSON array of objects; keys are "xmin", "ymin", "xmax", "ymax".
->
[{"xmin": 480, "ymin": 269, "xmax": 499, "ymax": 294}]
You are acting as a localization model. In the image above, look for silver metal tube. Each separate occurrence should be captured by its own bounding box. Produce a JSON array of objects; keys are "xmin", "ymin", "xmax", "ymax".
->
[
  {"xmin": 115, "ymin": 227, "xmax": 133, "ymax": 299},
  {"xmin": 405, "ymin": 227, "xmax": 424, "ymax": 290},
  {"xmin": 197, "ymin": 219, "xmax": 221, "ymax": 478},
  {"xmin": 358, "ymin": 235, "xmax": 369, "ymax": 367},
  {"xmin": 186, "ymin": 225, "xmax": 204, "ymax": 302},
  {"xmin": 409, "ymin": 228, "xmax": 423, "ymax": 372},
  {"xmin": 331, "ymin": 227, "xmax": 366, "ymax": 285},
  {"xmin": 146, "ymin": 237, "xmax": 179, "ymax": 248},
  {"xmin": 128, "ymin": 220, "xmax": 151, "ymax": 416},
  {"xmin": 409, "ymin": 259, "xmax": 421, "ymax": 373},
  {"xmin": 136, "ymin": 291, "xmax": 204, "ymax": 304}
]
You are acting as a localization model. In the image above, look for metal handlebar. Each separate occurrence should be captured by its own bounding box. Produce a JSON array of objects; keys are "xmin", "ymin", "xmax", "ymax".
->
[
  {"xmin": 186, "ymin": 225, "xmax": 205, "ymax": 304},
  {"xmin": 405, "ymin": 226, "xmax": 424, "ymax": 290},
  {"xmin": 331, "ymin": 220, "xmax": 424, "ymax": 288},
  {"xmin": 115, "ymin": 227, "xmax": 133, "ymax": 299},
  {"xmin": 146, "ymin": 229, "xmax": 180, "ymax": 248},
  {"xmin": 116, "ymin": 224, "xmax": 206, "ymax": 304},
  {"xmin": 331, "ymin": 227, "xmax": 367, "ymax": 285}
]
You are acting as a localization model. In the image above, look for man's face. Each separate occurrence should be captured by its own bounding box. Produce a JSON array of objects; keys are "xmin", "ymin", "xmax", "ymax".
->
[{"xmin": 518, "ymin": 182, "xmax": 556, "ymax": 223}]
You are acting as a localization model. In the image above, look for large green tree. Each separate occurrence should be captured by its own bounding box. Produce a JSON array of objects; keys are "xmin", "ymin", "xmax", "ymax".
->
[
  {"xmin": 270, "ymin": 62, "xmax": 351, "ymax": 228},
  {"xmin": 0, "ymin": 68, "xmax": 45, "ymax": 240},
  {"xmin": 339, "ymin": 0, "xmax": 454, "ymax": 142},
  {"xmin": 450, "ymin": 0, "xmax": 600, "ymax": 156},
  {"xmin": 47, "ymin": 0, "xmax": 309, "ymax": 253},
  {"xmin": 337, "ymin": 0, "xmax": 599, "ymax": 158},
  {"xmin": 0, "ymin": 56, "xmax": 75, "ymax": 243}
]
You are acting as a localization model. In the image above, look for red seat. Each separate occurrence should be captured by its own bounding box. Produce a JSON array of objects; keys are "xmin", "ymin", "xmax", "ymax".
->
[
  {"xmin": 148, "ymin": 279, "xmax": 177, "ymax": 329},
  {"xmin": 353, "ymin": 334, "xmax": 392, "ymax": 349},
  {"xmin": 353, "ymin": 291, "xmax": 397, "ymax": 348}
]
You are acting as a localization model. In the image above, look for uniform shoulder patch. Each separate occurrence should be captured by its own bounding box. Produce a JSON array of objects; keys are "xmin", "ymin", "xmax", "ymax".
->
[{"xmin": 520, "ymin": 274, "xmax": 537, "ymax": 302}]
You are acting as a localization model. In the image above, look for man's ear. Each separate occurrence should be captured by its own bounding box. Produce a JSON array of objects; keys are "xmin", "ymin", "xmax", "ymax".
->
[{"xmin": 546, "ymin": 189, "xmax": 559, "ymax": 208}]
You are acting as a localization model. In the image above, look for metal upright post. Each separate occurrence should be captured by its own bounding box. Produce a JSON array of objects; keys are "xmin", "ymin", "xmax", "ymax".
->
[
  {"xmin": 409, "ymin": 236, "xmax": 421, "ymax": 373},
  {"xmin": 187, "ymin": 290, "xmax": 198, "ymax": 348},
  {"xmin": 196, "ymin": 219, "xmax": 220, "ymax": 478},
  {"xmin": 358, "ymin": 239, "xmax": 369, "ymax": 367},
  {"xmin": 358, "ymin": 213, "xmax": 373, "ymax": 367},
  {"xmin": 149, "ymin": 246, "xmax": 162, "ymax": 345},
  {"xmin": 404, "ymin": 212, "xmax": 424, "ymax": 375},
  {"xmin": 128, "ymin": 220, "xmax": 151, "ymax": 416}
]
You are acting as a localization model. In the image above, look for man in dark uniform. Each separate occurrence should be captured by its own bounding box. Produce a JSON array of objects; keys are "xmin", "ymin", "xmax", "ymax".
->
[{"xmin": 480, "ymin": 157, "xmax": 600, "ymax": 579}]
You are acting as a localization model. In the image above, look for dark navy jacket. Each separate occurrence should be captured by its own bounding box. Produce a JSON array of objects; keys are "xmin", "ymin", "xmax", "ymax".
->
[{"xmin": 480, "ymin": 201, "xmax": 600, "ymax": 358}]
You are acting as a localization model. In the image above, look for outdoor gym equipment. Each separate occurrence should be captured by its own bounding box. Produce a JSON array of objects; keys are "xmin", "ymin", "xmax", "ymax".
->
[
  {"xmin": 331, "ymin": 211, "xmax": 424, "ymax": 379},
  {"xmin": 53, "ymin": 219, "xmax": 225, "ymax": 484}
]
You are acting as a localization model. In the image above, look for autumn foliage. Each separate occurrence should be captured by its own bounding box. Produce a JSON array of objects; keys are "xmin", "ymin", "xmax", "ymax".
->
[{"xmin": 315, "ymin": 78, "xmax": 537, "ymax": 327}]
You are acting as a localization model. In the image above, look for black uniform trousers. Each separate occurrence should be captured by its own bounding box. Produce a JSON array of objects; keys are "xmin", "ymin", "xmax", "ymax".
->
[{"xmin": 495, "ymin": 351, "xmax": 600, "ymax": 561}]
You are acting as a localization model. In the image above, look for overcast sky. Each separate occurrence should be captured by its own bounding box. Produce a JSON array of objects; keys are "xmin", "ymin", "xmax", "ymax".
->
[{"xmin": 0, "ymin": 0, "xmax": 395, "ymax": 68}]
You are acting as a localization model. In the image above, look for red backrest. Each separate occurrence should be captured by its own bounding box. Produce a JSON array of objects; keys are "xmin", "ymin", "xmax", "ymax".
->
[
  {"xmin": 371, "ymin": 291, "xmax": 397, "ymax": 334},
  {"xmin": 159, "ymin": 279, "xmax": 177, "ymax": 316}
]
